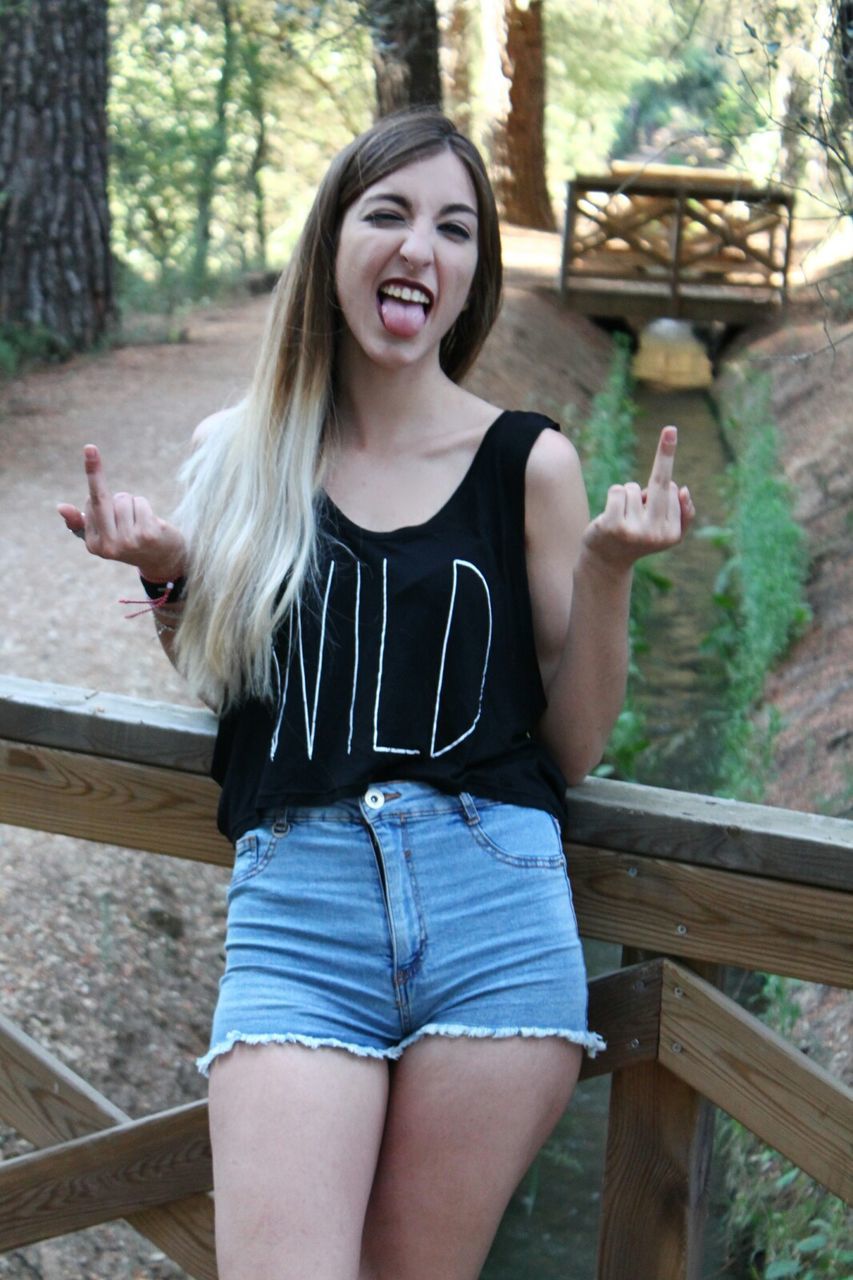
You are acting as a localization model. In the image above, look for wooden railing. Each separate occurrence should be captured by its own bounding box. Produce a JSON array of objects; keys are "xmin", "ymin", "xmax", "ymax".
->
[
  {"xmin": 559, "ymin": 165, "xmax": 795, "ymax": 324},
  {"xmin": 0, "ymin": 673, "xmax": 850, "ymax": 1279}
]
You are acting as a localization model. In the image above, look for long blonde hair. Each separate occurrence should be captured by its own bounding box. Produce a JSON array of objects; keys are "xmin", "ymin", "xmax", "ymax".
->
[{"xmin": 174, "ymin": 109, "xmax": 503, "ymax": 710}]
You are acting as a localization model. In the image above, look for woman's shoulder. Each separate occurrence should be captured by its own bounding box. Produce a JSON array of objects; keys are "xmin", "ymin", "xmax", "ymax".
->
[{"xmin": 524, "ymin": 421, "xmax": 583, "ymax": 499}]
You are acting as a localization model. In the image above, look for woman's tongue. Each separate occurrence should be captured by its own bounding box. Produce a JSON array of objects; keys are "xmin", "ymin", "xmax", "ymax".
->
[{"xmin": 379, "ymin": 294, "xmax": 428, "ymax": 337}]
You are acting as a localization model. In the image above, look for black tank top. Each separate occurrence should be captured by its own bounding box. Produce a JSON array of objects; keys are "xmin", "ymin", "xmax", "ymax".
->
[{"xmin": 212, "ymin": 410, "xmax": 567, "ymax": 840}]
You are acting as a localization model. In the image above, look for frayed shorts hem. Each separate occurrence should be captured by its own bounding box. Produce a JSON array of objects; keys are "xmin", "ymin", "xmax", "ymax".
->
[{"xmin": 196, "ymin": 1024, "xmax": 607, "ymax": 1077}]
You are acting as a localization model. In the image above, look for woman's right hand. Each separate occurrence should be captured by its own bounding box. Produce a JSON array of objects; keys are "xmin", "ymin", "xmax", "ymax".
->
[{"xmin": 57, "ymin": 444, "xmax": 187, "ymax": 583}]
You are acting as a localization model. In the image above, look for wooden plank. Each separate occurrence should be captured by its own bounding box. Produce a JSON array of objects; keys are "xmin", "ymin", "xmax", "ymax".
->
[
  {"xmin": 560, "ymin": 284, "xmax": 782, "ymax": 325},
  {"xmin": 659, "ymin": 961, "xmax": 853, "ymax": 1203},
  {"xmin": 0, "ymin": 674, "xmax": 216, "ymax": 773},
  {"xmin": 559, "ymin": 179, "xmax": 576, "ymax": 297},
  {"xmin": 565, "ymin": 776, "xmax": 853, "ymax": 891},
  {"xmin": 0, "ymin": 1014, "xmax": 216, "ymax": 1278},
  {"xmin": 596, "ymin": 1058, "xmax": 714, "ymax": 1279},
  {"xmin": 579, "ymin": 960, "xmax": 662, "ymax": 1081},
  {"xmin": 569, "ymin": 847, "xmax": 853, "ymax": 987},
  {"xmin": 0, "ymin": 739, "xmax": 231, "ymax": 865},
  {"xmin": 9, "ymin": 676, "xmax": 846, "ymax": 884},
  {"xmin": 608, "ymin": 161, "xmax": 787, "ymax": 194},
  {"xmin": 596, "ymin": 951, "xmax": 716, "ymax": 1280},
  {"xmin": 0, "ymin": 1100, "xmax": 212, "ymax": 1250},
  {"xmin": 575, "ymin": 173, "xmax": 794, "ymax": 204}
]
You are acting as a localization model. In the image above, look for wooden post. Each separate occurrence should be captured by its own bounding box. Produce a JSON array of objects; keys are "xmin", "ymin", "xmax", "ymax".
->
[
  {"xmin": 560, "ymin": 179, "xmax": 577, "ymax": 298},
  {"xmin": 780, "ymin": 200, "xmax": 794, "ymax": 307},
  {"xmin": 670, "ymin": 190, "xmax": 686, "ymax": 318},
  {"xmin": 595, "ymin": 952, "xmax": 716, "ymax": 1280}
]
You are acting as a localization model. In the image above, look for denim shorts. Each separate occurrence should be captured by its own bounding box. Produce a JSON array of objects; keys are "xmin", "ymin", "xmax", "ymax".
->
[{"xmin": 197, "ymin": 782, "xmax": 605, "ymax": 1075}]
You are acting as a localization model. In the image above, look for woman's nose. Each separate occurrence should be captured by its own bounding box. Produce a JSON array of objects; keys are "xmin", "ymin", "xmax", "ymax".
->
[{"xmin": 399, "ymin": 225, "xmax": 434, "ymax": 270}]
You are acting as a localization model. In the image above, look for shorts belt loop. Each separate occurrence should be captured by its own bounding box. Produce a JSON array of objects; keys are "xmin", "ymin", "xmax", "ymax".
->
[{"xmin": 459, "ymin": 792, "xmax": 479, "ymax": 826}]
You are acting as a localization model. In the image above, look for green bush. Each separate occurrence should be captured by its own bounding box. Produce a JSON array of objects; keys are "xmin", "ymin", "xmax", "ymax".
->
[
  {"xmin": 0, "ymin": 322, "xmax": 70, "ymax": 377},
  {"xmin": 703, "ymin": 372, "xmax": 811, "ymax": 800}
]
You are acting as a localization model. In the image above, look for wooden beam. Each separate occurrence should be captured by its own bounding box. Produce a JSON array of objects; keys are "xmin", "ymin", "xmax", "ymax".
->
[
  {"xmin": 0, "ymin": 674, "xmax": 216, "ymax": 774},
  {"xmin": 0, "ymin": 1014, "xmax": 216, "ymax": 1277},
  {"xmin": 0, "ymin": 1100, "xmax": 212, "ymax": 1251},
  {"xmin": 659, "ymin": 961, "xmax": 853, "ymax": 1203},
  {"xmin": 596, "ymin": 954, "xmax": 716, "ymax": 1280},
  {"xmin": 580, "ymin": 960, "xmax": 663, "ymax": 1080},
  {"xmin": 0, "ymin": 739, "xmax": 231, "ymax": 865},
  {"xmin": 569, "ymin": 847, "xmax": 853, "ymax": 987},
  {"xmin": 565, "ymin": 776, "xmax": 852, "ymax": 891},
  {"xmin": 5, "ymin": 681, "xmax": 847, "ymax": 888},
  {"xmin": 559, "ymin": 180, "xmax": 576, "ymax": 297},
  {"xmin": 574, "ymin": 174, "xmax": 794, "ymax": 205}
]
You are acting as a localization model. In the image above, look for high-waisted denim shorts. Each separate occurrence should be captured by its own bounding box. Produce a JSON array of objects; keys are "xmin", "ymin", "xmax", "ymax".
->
[{"xmin": 197, "ymin": 782, "xmax": 605, "ymax": 1075}]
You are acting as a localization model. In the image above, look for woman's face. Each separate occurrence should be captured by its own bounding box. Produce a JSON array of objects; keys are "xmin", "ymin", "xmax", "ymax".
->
[{"xmin": 334, "ymin": 149, "xmax": 480, "ymax": 373}]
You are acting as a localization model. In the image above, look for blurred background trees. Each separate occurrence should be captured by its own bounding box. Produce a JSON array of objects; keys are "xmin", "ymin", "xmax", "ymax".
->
[{"xmin": 0, "ymin": 0, "xmax": 850, "ymax": 352}]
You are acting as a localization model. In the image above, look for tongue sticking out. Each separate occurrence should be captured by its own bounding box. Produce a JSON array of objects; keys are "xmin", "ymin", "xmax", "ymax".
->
[{"xmin": 379, "ymin": 295, "xmax": 428, "ymax": 337}]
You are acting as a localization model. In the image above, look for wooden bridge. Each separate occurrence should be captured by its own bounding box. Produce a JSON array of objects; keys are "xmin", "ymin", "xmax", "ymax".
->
[
  {"xmin": 560, "ymin": 164, "xmax": 795, "ymax": 325},
  {"xmin": 0, "ymin": 674, "xmax": 850, "ymax": 1278}
]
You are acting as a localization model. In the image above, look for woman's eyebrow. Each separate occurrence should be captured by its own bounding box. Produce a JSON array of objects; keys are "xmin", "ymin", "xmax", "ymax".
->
[{"xmin": 363, "ymin": 192, "xmax": 478, "ymax": 218}]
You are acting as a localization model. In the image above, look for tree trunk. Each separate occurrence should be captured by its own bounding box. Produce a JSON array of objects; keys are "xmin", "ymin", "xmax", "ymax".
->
[
  {"xmin": 363, "ymin": 0, "xmax": 442, "ymax": 116},
  {"xmin": 483, "ymin": 0, "xmax": 554, "ymax": 230},
  {"xmin": 0, "ymin": 0, "xmax": 113, "ymax": 351},
  {"xmin": 242, "ymin": 33, "xmax": 268, "ymax": 271},
  {"xmin": 192, "ymin": 0, "xmax": 237, "ymax": 288}
]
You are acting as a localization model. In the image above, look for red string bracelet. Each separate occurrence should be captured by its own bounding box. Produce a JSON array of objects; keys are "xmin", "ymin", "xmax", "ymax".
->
[{"xmin": 120, "ymin": 574, "xmax": 186, "ymax": 619}]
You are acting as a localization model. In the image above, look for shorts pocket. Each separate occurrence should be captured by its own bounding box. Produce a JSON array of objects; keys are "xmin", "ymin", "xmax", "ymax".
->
[
  {"xmin": 229, "ymin": 821, "xmax": 287, "ymax": 890},
  {"xmin": 464, "ymin": 796, "xmax": 566, "ymax": 869}
]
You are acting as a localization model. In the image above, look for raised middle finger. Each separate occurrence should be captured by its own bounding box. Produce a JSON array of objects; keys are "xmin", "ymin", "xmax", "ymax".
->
[
  {"xmin": 646, "ymin": 426, "xmax": 678, "ymax": 522},
  {"xmin": 83, "ymin": 444, "xmax": 117, "ymax": 538}
]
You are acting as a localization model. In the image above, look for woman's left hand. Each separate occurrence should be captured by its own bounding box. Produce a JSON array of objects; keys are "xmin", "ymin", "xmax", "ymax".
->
[{"xmin": 582, "ymin": 425, "xmax": 695, "ymax": 572}]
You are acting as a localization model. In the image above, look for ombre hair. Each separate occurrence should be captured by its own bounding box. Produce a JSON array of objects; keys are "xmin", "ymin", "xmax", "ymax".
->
[{"xmin": 173, "ymin": 109, "xmax": 503, "ymax": 709}]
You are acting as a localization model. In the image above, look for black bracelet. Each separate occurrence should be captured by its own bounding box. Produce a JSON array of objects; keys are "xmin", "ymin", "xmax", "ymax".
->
[{"xmin": 138, "ymin": 574, "xmax": 187, "ymax": 604}]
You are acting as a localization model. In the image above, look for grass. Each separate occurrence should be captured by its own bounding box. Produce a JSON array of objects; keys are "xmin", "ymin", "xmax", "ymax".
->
[{"xmin": 700, "ymin": 370, "xmax": 811, "ymax": 801}]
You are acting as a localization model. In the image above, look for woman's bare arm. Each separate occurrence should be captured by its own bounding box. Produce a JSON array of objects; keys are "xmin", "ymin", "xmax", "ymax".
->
[{"xmin": 525, "ymin": 425, "xmax": 694, "ymax": 785}]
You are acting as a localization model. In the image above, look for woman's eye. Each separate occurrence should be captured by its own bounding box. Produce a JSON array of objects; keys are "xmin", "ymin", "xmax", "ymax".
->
[
  {"xmin": 441, "ymin": 223, "xmax": 472, "ymax": 240},
  {"xmin": 365, "ymin": 211, "xmax": 403, "ymax": 225}
]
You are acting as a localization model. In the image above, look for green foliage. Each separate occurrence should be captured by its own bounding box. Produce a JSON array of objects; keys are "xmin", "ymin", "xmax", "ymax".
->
[
  {"xmin": 544, "ymin": 0, "xmax": 679, "ymax": 180},
  {"xmin": 0, "ymin": 323, "xmax": 70, "ymax": 377},
  {"xmin": 702, "ymin": 372, "xmax": 811, "ymax": 800},
  {"xmin": 574, "ymin": 336, "xmax": 666, "ymax": 779},
  {"xmin": 717, "ymin": 975, "xmax": 853, "ymax": 1278},
  {"xmin": 611, "ymin": 43, "xmax": 765, "ymax": 161},
  {"xmin": 576, "ymin": 336, "xmax": 637, "ymax": 516},
  {"xmin": 108, "ymin": 0, "xmax": 373, "ymax": 309}
]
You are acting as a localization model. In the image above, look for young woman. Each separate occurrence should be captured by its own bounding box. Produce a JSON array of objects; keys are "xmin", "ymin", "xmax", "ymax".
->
[{"xmin": 59, "ymin": 110, "xmax": 693, "ymax": 1280}]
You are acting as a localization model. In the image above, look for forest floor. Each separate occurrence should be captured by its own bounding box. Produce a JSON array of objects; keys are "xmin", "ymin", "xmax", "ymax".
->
[{"xmin": 0, "ymin": 224, "xmax": 850, "ymax": 1277}]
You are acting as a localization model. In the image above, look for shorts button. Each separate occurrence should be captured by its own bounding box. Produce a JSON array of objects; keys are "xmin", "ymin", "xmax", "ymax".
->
[{"xmin": 364, "ymin": 787, "xmax": 385, "ymax": 811}]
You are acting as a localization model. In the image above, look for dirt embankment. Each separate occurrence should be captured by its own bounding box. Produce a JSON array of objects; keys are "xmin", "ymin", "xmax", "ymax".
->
[
  {"xmin": 0, "ymin": 229, "xmax": 848, "ymax": 1278},
  {"xmin": 720, "ymin": 309, "xmax": 853, "ymax": 819}
]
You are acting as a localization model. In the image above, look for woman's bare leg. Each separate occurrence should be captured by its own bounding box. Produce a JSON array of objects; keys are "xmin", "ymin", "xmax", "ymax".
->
[
  {"xmin": 209, "ymin": 1042, "xmax": 389, "ymax": 1280},
  {"xmin": 360, "ymin": 1035, "xmax": 582, "ymax": 1280}
]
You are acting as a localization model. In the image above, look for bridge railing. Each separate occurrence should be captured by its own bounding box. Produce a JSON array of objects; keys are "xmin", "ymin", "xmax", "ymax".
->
[
  {"xmin": 559, "ymin": 167, "xmax": 795, "ymax": 324},
  {"xmin": 0, "ymin": 674, "xmax": 850, "ymax": 1279}
]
